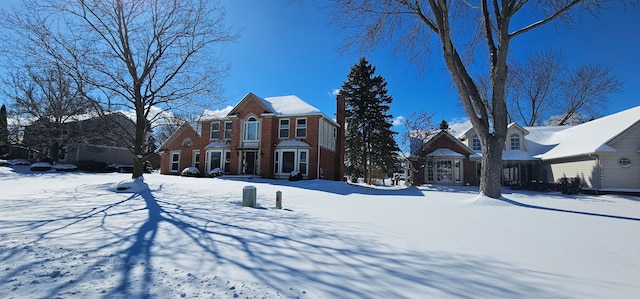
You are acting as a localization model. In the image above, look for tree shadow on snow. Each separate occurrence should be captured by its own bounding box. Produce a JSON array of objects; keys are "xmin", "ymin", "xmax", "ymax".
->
[
  {"xmin": 497, "ymin": 196, "xmax": 640, "ymax": 222},
  {"xmin": 0, "ymin": 183, "xmax": 611, "ymax": 298},
  {"xmin": 219, "ymin": 176, "xmax": 426, "ymax": 197}
]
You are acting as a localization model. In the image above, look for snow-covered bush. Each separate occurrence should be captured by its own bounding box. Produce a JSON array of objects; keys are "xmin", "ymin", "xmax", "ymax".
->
[
  {"xmin": 207, "ymin": 168, "xmax": 224, "ymax": 177},
  {"xmin": 288, "ymin": 170, "xmax": 303, "ymax": 181},
  {"xmin": 181, "ymin": 167, "xmax": 200, "ymax": 177},
  {"xmin": 52, "ymin": 164, "xmax": 78, "ymax": 172},
  {"xmin": 558, "ymin": 176, "xmax": 582, "ymax": 194},
  {"xmin": 115, "ymin": 177, "xmax": 149, "ymax": 192},
  {"xmin": 9, "ymin": 159, "xmax": 31, "ymax": 166},
  {"xmin": 30, "ymin": 162, "xmax": 52, "ymax": 171}
]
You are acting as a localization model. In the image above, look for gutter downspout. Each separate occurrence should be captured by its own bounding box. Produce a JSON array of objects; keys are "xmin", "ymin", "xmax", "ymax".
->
[{"xmin": 317, "ymin": 116, "xmax": 323, "ymax": 180}]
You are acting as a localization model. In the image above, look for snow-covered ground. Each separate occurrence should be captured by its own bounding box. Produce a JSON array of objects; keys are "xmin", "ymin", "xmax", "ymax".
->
[{"xmin": 1, "ymin": 166, "xmax": 639, "ymax": 298}]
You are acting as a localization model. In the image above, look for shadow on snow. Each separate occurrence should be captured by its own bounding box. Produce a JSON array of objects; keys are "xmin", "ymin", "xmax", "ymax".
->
[{"xmin": 0, "ymin": 180, "xmax": 602, "ymax": 298}]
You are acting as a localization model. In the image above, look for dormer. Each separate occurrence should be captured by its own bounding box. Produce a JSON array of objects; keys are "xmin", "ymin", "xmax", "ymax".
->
[{"xmin": 506, "ymin": 123, "xmax": 529, "ymax": 151}]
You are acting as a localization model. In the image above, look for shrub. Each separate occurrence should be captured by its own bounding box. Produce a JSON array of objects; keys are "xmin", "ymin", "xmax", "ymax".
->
[
  {"xmin": 289, "ymin": 170, "xmax": 303, "ymax": 181},
  {"xmin": 558, "ymin": 176, "xmax": 582, "ymax": 194},
  {"xmin": 207, "ymin": 168, "xmax": 224, "ymax": 177},
  {"xmin": 180, "ymin": 167, "xmax": 200, "ymax": 177}
]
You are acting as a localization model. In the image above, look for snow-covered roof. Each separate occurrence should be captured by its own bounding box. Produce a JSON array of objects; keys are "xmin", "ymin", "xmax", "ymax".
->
[
  {"xmin": 426, "ymin": 148, "xmax": 465, "ymax": 157},
  {"xmin": 420, "ymin": 105, "xmax": 640, "ymax": 162},
  {"xmin": 226, "ymin": 92, "xmax": 339, "ymax": 127},
  {"xmin": 535, "ymin": 105, "xmax": 640, "ymax": 160},
  {"xmin": 199, "ymin": 106, "xmax": 234, "ymax": 121},
  {"xmin": 276, "ymin": 140, "xmax": 311, "ymax": 148},
  {"xmin": 502, "ymin": 150, "xmax": 537, "ymax": 161},
  {"xmin": 205, "ymin": 141, "xmax": 230, "ymax": 149},
  {"xmin": 259, "ymin": 95, "xmax": 323, "ymax": 116}
]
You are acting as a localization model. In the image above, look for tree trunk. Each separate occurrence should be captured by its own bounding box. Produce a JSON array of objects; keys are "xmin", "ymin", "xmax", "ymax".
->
[
  {"xmin": 480, "ymin": 134, "xmax": 505, "ymax": 198},
  {"xmin": 132, "ymin": 100, "xmax": 146, "ymax": 179}
]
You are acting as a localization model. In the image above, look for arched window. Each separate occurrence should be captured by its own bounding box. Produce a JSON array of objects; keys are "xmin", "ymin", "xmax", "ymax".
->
[
  {"xmin": 243, "ymin": 116, "xmax": 259, "ymax": 141},
  {"xmin": 510, "ymin": 134, "xmax": 520, "ymax": 150},
  {"xmin": 182, "ymin": 137, "xmax": 193, "ymax": 146}
]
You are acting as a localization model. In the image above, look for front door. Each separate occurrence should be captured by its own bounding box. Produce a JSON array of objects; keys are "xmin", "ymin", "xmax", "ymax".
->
[{"xmin": 244, "ymin": 151, "xmax": 257, "ymax": 175}]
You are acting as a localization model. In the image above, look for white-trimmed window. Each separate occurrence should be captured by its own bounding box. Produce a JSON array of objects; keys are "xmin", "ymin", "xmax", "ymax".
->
[
  {"xmin": 210, "ymin": 122, "xmax": 220, "ymax": 139},
  {"xmin": 471, "ymin": 136, "xmax": 481, "ymax": 151},
  {"xmin": 208, "ymin": 150, "xmax": 222, "ymax": 171},
  {"xmin": 619, "ymin": 157, "xmax": 632, "ymax": 168},
  {"xmin": 510, "ymin": 134, "xmax": 521, "ymax": 150},
  {"xmin": 243, "ymin": 116, "xmax": 259, "ymax": 141},
  {"xmin": 296, "ymin": 118, "xmax": 307, "ymax": 138},
  {"xmin": 206, "ymin": 150, "xmax": 231, "ymax": 172},
  {"xmin": 192, "ymin": 150, "xmax": 200, "ymax": 168},
  {"xmin": 299, "ymin": 151, "xmax": 308, "ymax": 175},
  {"xmin": 279, "ymin": 119, "xmax": 290, "ymax": 138},
  {"xmin": 224, "ymin": 121, "xmax": 232, "ymax": 139},
  {"xmin": 170, "ymin": 151, "xmax": 181, "ymax": 172},
  {"xmin": 274, "ymin": 149, "xmax": 309, "ymax": 175}
]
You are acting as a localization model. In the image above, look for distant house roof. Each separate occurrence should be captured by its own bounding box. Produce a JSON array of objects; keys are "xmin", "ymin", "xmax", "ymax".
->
[
  {"xmin": 535, "ymin": 105, "xmax": 640, "ymax": 160},
  {"xmin": 156, "ymin": 122, "xmax": 195, "ymax": 152}
]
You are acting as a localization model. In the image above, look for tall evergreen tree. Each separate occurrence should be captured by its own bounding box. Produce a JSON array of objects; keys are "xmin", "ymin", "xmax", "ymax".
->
[
  {"xmin": 341, "ymin": 57, "xmax": 399, "ymax": 184},
  {"xmin": 439, "ymin": 119, "xmax": 450, "ymax": 130},
  {"xmin": 0, "ymin": 104, "xmax": 9, "ymax": 158}
]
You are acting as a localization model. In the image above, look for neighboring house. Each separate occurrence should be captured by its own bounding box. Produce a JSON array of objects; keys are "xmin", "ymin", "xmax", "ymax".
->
[
  {"xmin": 157, "ymin": 92, "xmax": 346, "ymax": 180},
  {"xmin": 411, "ymin": 130, "xmax": 479, "ymax": 186},
  {"xmin": 20, "ymin": 113, "xmax": 135, "ymax": 165},
  {"xmin": 412, "ymin": 105, "xmax": 640, "ymax": 192}
]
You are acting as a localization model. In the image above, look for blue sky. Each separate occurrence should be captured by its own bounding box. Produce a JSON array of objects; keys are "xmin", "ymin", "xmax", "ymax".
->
[
  {"xmin": 1, "ymin": 0, "xmax": 639, "ymax": 129},
  {"xmin": 220, "ymin": 1, "xmax": 640, "ymax": 127}
]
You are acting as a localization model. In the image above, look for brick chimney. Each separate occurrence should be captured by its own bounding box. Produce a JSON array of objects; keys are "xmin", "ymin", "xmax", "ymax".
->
[{"xmin": 335, "ymin": 91, "xmax": 346, "ymax": 181}]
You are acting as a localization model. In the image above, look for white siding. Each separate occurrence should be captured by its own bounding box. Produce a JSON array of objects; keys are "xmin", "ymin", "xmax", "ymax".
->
[
  {"xmin": 546, "ymin": 157, "xmax": 599, "ymax": 188},
  {"xmin": 318, "ymin": 118, "xmax": 336, "ymax": 151},
  {"xmin": 599, "ymin": 123, "xmax": 640, "ymax": 189}
]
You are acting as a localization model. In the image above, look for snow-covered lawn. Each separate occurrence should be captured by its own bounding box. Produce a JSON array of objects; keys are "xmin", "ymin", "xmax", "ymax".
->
[{"xmin": 1, "ymin": 166, "xmax": 639, "ymax": 298}]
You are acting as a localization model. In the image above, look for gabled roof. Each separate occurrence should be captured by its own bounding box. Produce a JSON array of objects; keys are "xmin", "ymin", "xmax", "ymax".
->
[
  {"xmin": 421, "ymin": 130, "xmax": 475, "ymax": 156},
  {"xmin": 227, "ymin": 92, "xmax": 339, "ymax": 126},
  {"xmin": 157, "ymin": 122, "xmax": 195, "ymax": 152},
  {"xmin": 536, "ymin": 105, "xmax": 640, "ymax": 160}
]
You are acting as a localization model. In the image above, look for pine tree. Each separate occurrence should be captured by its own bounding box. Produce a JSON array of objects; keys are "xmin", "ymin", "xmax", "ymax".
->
[
  {"xmin": 0, "ymin": 104, "xmax": 9, "ymax": 158},
  {"xmin": 439, "ymin": 119, "xmax": 449, "ymax": 130},
  {"xmin": 341, "ymin": 57, "xmax": 399, "ymax": 184}
]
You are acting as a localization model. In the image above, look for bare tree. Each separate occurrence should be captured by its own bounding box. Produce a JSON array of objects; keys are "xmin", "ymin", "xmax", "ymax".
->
[
  {"xmin": 1, "ymin": 0, "xmax": 235, "ymax": 178},
  {"xmin": 508, "ymin": 50, "xmax": 621, "ymax": 126},
  {"xmin": 554, "ymin": 63, "xmax": 622, "ymax": 125},
  {"xmin": 397, "ymin": 110, "xmax": 436, "ymax": 178},
  {"xmin": 331, "ymin": 0, "xmax": 613, "ymax": 198},
  {"xmin": 3, "ymin": 64, "xmax": 93, "ymax": 162},
  {"xmin": 508, "ymin": 50, "xmax": 564, "ymax": 126}
]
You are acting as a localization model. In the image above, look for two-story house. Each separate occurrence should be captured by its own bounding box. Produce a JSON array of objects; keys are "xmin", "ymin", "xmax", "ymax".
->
[
  {"xmin": 20, "ymin": 112, "xmax": 135, "ymax": 166},
  {"xmin": 158, "ymin": 92, "xmax": 346, "ymax": 180}
]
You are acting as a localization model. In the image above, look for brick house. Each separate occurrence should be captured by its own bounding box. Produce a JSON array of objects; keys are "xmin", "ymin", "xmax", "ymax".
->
[
  {"xmin": 158, "ymin": 92, "xmax": 345, "ymax": 180},
  {"xmin": 411, "ymin": 130, "xmax": 479, "ymax": 186}
]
